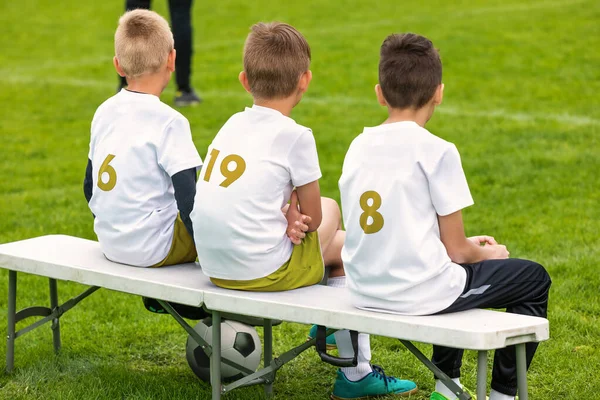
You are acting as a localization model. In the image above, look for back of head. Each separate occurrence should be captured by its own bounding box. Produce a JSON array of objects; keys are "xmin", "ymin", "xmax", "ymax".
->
[
  {"xmin": 379, "ymin": 33, "xmax": 442, "ymax": 109},
  {"xmin": 243, "ymin": 22, "xmax": 311, "ymax": 100},
  {"xmin": 114, "ymin": 9, "xmax": 174, "ymax": 79}
]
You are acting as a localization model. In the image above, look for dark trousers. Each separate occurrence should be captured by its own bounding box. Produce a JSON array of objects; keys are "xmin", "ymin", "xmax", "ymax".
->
[
  {"xmin": 432, "ymin": 259, "xmax": 551, "ymax": 396},
  {"xmin": 121, "ymin": 0, "xmax": 194, "ymax": 91}
]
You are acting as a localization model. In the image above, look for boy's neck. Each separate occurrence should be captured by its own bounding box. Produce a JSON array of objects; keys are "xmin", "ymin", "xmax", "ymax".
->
[
  {"xmin": 124, "ymin": 74, "xmax": 167, "ymax": 98},
  {"xmin": 253, "ymin": 96, "xmax": 298, "ymax": 117},
  {"xmin": 383, "ymin": 104, "xmax": 435, "ymax": 128}
]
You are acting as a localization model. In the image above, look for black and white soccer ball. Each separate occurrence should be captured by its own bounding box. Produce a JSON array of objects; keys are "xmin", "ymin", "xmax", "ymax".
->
[{"xmin": 185, "ymin": 317, "xmax": 262, "ymax": 382}]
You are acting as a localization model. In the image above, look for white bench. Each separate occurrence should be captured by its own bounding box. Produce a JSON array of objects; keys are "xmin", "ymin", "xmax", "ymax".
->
[{"xmin": 0, "ymin": 235, "xmax": 549, "ymax": 400}]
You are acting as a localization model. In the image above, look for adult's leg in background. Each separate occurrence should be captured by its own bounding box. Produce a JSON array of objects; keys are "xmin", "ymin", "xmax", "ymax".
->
[
  {"xmin": 168, "ymin": 0, "xmax": 194, "ymax": 92},
  {"xmin": 432, "ymin": 258, "xmax": 551, "ymax": 396}
]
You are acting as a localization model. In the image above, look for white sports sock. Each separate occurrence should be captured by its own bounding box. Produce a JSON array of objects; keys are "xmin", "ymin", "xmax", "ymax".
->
[
  {"xmin": 327, "ymin": 276, "xmax": 346, "ymax": 288},
  {"xmin": 489, "ymin": 389, "xmax": 514, "ymax": 400},
  {"xmin": 327, "ymin": 276, "xmax": 370, "ymax": 380},
  {"xmin": 334, "ymin": 330, "xmax": 372, "ymax": 381},
  {"xmin": 435, "ymin": 378, "xmax": 461, "ymax": 400}
]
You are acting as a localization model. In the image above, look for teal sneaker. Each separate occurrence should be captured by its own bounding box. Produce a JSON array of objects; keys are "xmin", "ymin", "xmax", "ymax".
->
[
  {"xmin": 308, "ymin": 324, "xmax": 336, "ymax": 349},
  {"xmin": 331, "ymin": 365, "xmax": 418, "ymax": 399}
]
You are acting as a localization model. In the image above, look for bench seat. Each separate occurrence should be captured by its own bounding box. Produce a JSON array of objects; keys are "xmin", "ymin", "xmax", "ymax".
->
[{"xmin": 0, "ymin": 235, "xmax": 549, "ymax": 400}]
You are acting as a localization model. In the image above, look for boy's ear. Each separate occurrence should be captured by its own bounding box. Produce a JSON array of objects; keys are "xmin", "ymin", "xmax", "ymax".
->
[
  {"xmin": 375, "ymin": 84, "xmax": 387, "ymax": 106},
  {"xmin": 167, "ymin": 48, "xmax": 176, "ymax": 73},
  {"xmin": 433, "ymin": 83, "xmax": 444, "ymax": 105},
  {"xmin": 239, "ymin": 71, "xmax": 252, "ymax": 93},
  {"xmin": 113, "ymin": 56, "xmax": 126, "ymax": 77},
  {"xmin": 298, "ymin": 70, "xmax": 312, "ymax": 94}
]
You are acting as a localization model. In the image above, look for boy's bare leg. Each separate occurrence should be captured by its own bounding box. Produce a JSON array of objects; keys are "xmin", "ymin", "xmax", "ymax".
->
[{"xmin": 317, "ymin": 197, "xmax": 345, "ymax": 277}]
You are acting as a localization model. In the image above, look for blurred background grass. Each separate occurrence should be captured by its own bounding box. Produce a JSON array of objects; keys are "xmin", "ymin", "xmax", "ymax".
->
[{"xmin": 0, "ymin": 0, "xmax": 598, "ymax": 398}]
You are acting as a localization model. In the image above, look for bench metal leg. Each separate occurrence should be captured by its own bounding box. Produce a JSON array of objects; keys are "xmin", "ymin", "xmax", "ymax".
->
[
  {"xmin": 263, "ymin": 318, "xmax": 273, "ymax": 397},
  {"xmin": 49, "ymin": 278, "xmax": 61, "ymax": 353},
  {"xmin": 6, "ymin": 270, "xmax": 17, "ymax": 373},
  {"xmin": 211, "ymin": 311, "xmax": 222, "ymax": 400},
  {"xmin": 399, "ymin": 340, "xmax": 471, "ymax": 400},
  {"xmin": 516, "ymin": 344, "xmax": 528, "ymax": 400},
  {"xmin": 476, "ymin": 351, "xmax": 487, "ymax": 400}
]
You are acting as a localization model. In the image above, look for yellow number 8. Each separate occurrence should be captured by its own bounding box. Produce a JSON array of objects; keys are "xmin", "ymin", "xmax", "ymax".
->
[
  {"xmin": 98, "ymin": 154, "xmax": 117, "ymax": 192},
  {"xmin": 359, "ymin": 190, "xmax": 384, "ymax": 234}
]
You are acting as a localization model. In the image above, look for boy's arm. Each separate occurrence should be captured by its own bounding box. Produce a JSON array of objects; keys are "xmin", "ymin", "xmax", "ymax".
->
[
  {"xmin": 284, "ymin": 190, "xmax": 311, "ymax": 244},
  {"xmin": 171, "ymin": 167, "xmax": 197, "ymax": 239},
  {"xmin": 295, "ymin": 180, "xmax": 322, "ymax": 232},
  {"xmin": 287, "ymin": 129, "xmax": 322, "ymax": 232},
  {"xmin": 438, "ymin": 210, "xmax": 509, "ymax": 263},
  {"xmin": 83, "ymin": 159, "xmax": 93, "ymax": 203}
]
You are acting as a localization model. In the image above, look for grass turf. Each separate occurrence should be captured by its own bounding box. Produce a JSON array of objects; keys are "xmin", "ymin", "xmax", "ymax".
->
[{"xmin": 0, "ymin": 0, "xmax": 599, "ymax": 398}]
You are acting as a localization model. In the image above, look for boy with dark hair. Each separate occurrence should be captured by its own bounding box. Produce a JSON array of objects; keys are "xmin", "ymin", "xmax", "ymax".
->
[
  {"xmin": 191, "ymin": 22, "xmax": 417, "ymax": 399},
  {"xmin": 338, "ymin": 33, "xmax": 551, "ymax": 400}
]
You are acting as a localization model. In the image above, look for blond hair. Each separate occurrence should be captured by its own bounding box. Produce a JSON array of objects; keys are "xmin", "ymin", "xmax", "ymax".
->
[
  {"xmin": 243, "ymin": 22, "xmax": 311, "ymax": 99},
  {"xmin": 114, "ymin": 9, "xmax": 174, "ymax": 78}
]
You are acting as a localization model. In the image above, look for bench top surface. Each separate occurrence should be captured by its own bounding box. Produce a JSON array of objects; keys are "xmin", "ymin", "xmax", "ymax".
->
[{"xmin": 0, "ymin": 235, "xmax": 549, "ymax": 350}]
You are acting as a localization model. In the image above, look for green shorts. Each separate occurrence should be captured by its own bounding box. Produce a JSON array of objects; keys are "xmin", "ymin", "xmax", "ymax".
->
[
  {"xmin": 151, "ymin": 214, "xmax": 197, "ymax": 267},
  {"xmin": 210, "ymin": 231, "xmax": 324, "ymax": 292}
]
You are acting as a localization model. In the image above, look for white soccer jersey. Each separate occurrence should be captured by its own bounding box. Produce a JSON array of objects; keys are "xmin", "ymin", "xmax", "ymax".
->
[
  {"xmin": 339, "ymin": 121, "xmax": 473, "ymax": 315},
  {"xmin": 191, "ymin": 105, "xmax": 322, "ymax": 280},
  {"xmin": 88, "ymin": 90, "xmax": 202, "ymax": 267}
]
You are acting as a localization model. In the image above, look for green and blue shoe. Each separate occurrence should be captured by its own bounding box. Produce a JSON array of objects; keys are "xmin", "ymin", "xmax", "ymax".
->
[
  {"xmin": 331, "ymin": 365, "xmax": 418, "ymax": 399},
  {"xmin": 308, "ymin": 324, "xmax": 337, "ymax": 349}
]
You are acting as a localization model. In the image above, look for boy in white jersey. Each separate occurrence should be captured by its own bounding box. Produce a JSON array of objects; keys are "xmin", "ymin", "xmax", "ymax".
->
[
  {"xmin": 339, "ymin": 33, "xmax": 552, "ymax": 400},
  {"xmin": 191, "ymin": 22, "xmax": 416, "ymax": 399},
  {"xmin": 84, "ymin": 10, "xmax": 204, "ymax": 315}
]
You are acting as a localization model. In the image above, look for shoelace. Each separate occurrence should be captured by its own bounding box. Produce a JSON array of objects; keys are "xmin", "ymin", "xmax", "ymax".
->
[{"xmin": 371, "ymin": 364, "xmax": 398, "ymax": 390}]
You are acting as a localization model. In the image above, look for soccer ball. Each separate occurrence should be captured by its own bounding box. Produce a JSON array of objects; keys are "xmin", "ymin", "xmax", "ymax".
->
[{"xmin": 185, "ymin": 317, "xmax": 262, "ymax": 382}]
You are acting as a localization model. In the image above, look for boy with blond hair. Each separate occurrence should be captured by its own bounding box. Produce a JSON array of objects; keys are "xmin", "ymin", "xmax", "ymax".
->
[
  {"xmin": 338, "ymin": 33, "xmax": 551, "ymax": 400},
  {"xmin": 84, "ymin": 10, "xmax": 203, "ymax": 312},
  {"xmin": 190, "ymin": 22, "xmax": 417, "ymax": 399}
]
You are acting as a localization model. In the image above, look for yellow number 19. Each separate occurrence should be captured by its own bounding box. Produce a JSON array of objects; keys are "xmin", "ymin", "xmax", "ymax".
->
[
  {"xmin": 359, "ymin": 190, "xmax": 384, "ymax": 234},
  {"xmin": 203, "ymin": 148, "xmax": 246, "ymax": 188}
]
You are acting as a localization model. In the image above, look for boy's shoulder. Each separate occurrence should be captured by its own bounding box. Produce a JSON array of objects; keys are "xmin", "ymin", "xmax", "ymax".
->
[
  {"xmin": 93, "ymin": 91, "xmax": 188, "ymax": 126},
  {"xmin": 347, "ymin": 122, "xmax": 459, "ymax": 166},
  {"xmin": 227, "ymin": 106, "xmax": 311, "ymax": 137}
]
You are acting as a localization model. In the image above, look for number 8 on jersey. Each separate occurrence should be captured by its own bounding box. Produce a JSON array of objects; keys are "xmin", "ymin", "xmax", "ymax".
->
[{"xmin": 359, "ymin": 190, "xmax": 384, "ymax": 234}]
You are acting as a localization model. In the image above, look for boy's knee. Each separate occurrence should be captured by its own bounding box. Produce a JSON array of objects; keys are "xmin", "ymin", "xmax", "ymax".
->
[
  {"xmin": 528, "ymin": 261, "xmax": 551, "ymax": 286},
  {"xmin": 321, "ymin": 197, "xmax": 341, "ymax": 218}
]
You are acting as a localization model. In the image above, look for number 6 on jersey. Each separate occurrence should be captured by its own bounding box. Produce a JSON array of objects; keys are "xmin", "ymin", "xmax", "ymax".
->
[{"xmin": 359, "ymin": 190, "xmax": 384, "ymax": 234}]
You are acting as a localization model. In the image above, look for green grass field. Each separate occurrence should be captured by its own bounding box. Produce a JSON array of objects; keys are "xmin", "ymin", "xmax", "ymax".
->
[{"xmin": 1, "ymin": 0, "xmax": 599, "ymax": 398}]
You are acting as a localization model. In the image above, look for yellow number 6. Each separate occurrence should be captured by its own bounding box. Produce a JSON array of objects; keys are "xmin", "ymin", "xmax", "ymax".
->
[
  {"xmin": 359, "ymin": 190, "xmax": 384, "ymax": 234},
  {"xmin": 98, "ymin": 154, "xmax": 117, "ymax": 192}
]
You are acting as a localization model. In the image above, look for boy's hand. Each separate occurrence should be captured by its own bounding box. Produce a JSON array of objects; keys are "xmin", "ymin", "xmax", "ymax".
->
[
  {"xmin": 486, "ymin": 244, "xmax": 510, "ymax": 259},
  {"xmin": 285, "ymin": 191, "xmax": 311, "ymax": 245},
  {"xmin": 468, "ymin": 236, "xmax": 498, "ymax": 246}
]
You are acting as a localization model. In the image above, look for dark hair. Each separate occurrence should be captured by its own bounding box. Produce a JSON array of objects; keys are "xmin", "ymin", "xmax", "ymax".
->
[
  {"xmin": 379, "ymin": 33, "xmax": 442, "ymax": 109},
  {"xmin": 243, "ymin": 22, "xmax": 311, "ymax": 99}
]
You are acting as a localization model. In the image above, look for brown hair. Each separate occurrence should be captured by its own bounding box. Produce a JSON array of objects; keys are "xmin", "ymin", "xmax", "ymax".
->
[
  {"xmin": 243, "ymin": 22, "xmax": 311, "ymax": 99},
  {"xmin": 379, "ymin": 33, "xmax": 442, "ymax": 109},
  {"xmin": 114, "ymin": 9, "xmax": 174, "ymax": 78}
]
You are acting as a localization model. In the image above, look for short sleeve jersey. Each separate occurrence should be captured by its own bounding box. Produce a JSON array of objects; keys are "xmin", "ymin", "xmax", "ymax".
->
[
  {"xmin": 338, "ymin": 121, "xmax": 473, "ymax": 315},
  {"xmin": 88, "ymin": 90, "xmax": 203, "ymax": 267},
  {"xmin": 191, "ymin": 105, "xmax": 322, "ymax": 280}
]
